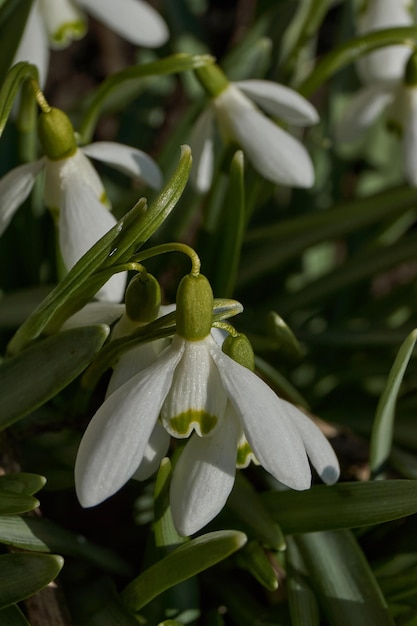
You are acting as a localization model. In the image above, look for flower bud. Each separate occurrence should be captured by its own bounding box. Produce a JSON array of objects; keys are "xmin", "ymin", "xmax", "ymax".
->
[
  {"xmin": 176, "ymin": 274, "xmax": 213, "ymax": 340},
  {"xmin": 38, "ymin": 107, "xmax": 77, "ymax": 160},
  {"xmin": 125, "ymin": 272, "xmax": 161, "ymax": 323},
  {"xmin": 222, "ymin": 333, "xmax": 255, "ymax": 371}
]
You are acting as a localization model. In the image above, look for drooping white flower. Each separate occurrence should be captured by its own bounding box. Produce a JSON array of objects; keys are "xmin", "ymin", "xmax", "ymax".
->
[
  {"xmin": 0, "ymin": 108, "xmax": 162, "ymax": 302},
  {"xmin": 336, "ymin": 1, "xmax": 417, "ymax": 184},
  {"xmin": 14, "ymin": 0, "xmax": 169, "ymax": 86},
  {"xmin": 74, "ymin": 274, "xmax": 339, "ymax": 536},
  {"xmin": 190, "ymin": 65, "xmax": 319, "ymax": 192}
]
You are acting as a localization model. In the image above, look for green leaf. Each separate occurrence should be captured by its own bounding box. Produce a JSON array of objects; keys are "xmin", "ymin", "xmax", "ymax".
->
[
  {"xmin": 286, "ymin": 537, "xmax": 320, "ymax": 626},
  {"xmin": 0, "ymin": 473, "xmax": 46, "ymax": 496},
  {"xmin": 121, "ymin": 530, "xmax": 247, "ymax": 611},
  {"xmin": 79, "ymin": 54, "xmax": 214, "ymax": 143},
  {"xmin": 0, "ymin": 552, "xmax": 64, "ymax": 609},
  {"xmin": 370, "ymin": 329, "xmax": 417, "ymax": 477},
  {"xmin": 235, "ymin": 540, "xmax": 278, "ymax": 591},
  {"xmin": 0, "ymin": 516, "xmax": 132, "ymax": 576},
  {"xmin": 0, "ymin": 325, "xmax": 109, "ymax": 429},
  {"xmin": 0, "ymin": 491, "xmax": 39, "ymax": 515},
  {"xmin": 297, "ymin": 26, "xmax": 417, "ymax": 97},
  {"xmin": 240, "ymin": 185, "xmax": 417, "ymax": 286},
  {"xmin": 0, "ymin": 0, "xmax": 34, "ymax": 89},
  {"xmin": 211, "ymin": 150, "xmax": 246, "ymax": 297},
  {"xmin": 0, "ymin": 605, "xmax": 30, "ymax": 626},
  {"xmin": 262, "ymin": 480, "xmax": 417, "ymax": 534},
  {"xmin": 295, "ymin": 530, "xmax": 395, "ymax": 626},
  {"xmin": 0, "ymin": 61, "xmax": 38, "ymax": 136},
  {"xmin": 228, "ymin": 473, "xmax": 286, "ymax": 550}
]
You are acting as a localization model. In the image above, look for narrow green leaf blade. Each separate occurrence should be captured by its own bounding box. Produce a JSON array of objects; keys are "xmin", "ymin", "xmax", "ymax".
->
[
  {"xmin": 0, "ymin": 604, "xmax": 30, "ymax": 626},
  {"xmin": 0, "ymin": 61, "xmax": 38, "ymax": 135},
  {"xmin": 0, "ymin": 516, "xmax": 131, "ymax": 576},
  {"xmin": 296, "ymin": 530, "xmax": 395, "ymax": 626},
  {"xmin": 121, "ymin": 530, "xmax": 247, "ymax": 611},
  {"xmin": 370, "ymin": 329, "xmax": 417, "ymax": 476},
  {"xmin": 0, "ymin": 325, "xmax": 110, "ymax": 429},
  {"xmin": 0, "ymin": 0, "xmax": 33, "ymax": 89},
  {"xmin": 286, "ymin": 537, "xmax": 320, "ymax": 626},
  {"xmin": 0, "ymin": 491, "xmax": 39, "ymax": 515},
  {"xmin": 298, "ymin": 26, "xmax": 417, "ymax": 97},
  {"xmin": 262, "ymin": 480, "xmax": 417, "ymax": 534},
  {"xmin": 0, "ymin": 553, "xmax": 64, "ymax": 609},
  {"xmin": 0, "ymin": 473, "xmax": 46, "ymax": 496}
]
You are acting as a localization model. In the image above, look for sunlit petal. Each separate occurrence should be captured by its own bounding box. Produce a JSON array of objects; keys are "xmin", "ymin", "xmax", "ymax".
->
[
  {"xmin": 208, "ymin": 343, "xmax": 311, "ymax": 490},
  {"xmin": 61, "ymin": 302, "xmax": 125, "ymax": 330},
  {"xmin": 82, "ymin": 142, "xmax": 163, "ymax": 189},
  {"xmin": 13, "ymin": 3, "xmax": 50, "ymax": 86},
  {"xmin": 0, "ymin": 160, "xmax": 44, "ymax": 236},
  {"xmin": 75, "ymin": 340, "xmax": 184, "ymax": 507},
  {"xmin": 76, "ymin": 0, "xmax": 169, "ymax": 47},
  {"xmin": 106, "ymin": 340, "xmax": 168, "ymax": 397},
  {"xmin": 170, "ymin": 408, "xmax": 240, "ymax": 536},
  {"xmin": 236, "ymin": 79, "xmax": 319, "ymax": 125},
  {"xmin": 132, "ymin": 422, "xmax": 171, "ymax": 481},
  {"xmin": 188, "ymin": 108, "xmax": 215, "ymax": 192},
  {"xmin": 281, "ymin": 400, "xmax": 340, "ymax": 484},
  {"xmin": 59, "ymin": 177, "xmax": 126, "ymax": 302},
  {"xmin": 214, "ymin": 85, "xmax": 314, "ymax": 187}
]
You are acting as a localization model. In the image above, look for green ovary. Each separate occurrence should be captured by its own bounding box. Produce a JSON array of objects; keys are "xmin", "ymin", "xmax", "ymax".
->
[{"xmin": 169, "ymin": 410, "xmax": 218, "ymax": 437}]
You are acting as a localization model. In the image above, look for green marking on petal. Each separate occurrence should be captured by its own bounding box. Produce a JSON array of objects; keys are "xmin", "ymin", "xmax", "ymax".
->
[
  {"xmin": 170, "ymin": 410, "xmax": 218, "ymax": 437},
  {"xmin": 236, "ymin": 440, "xmax": 256, "ymax": 468},
  {"xmin": 51, "ymin": 20, "xmax": 87, "ymax": 47}
]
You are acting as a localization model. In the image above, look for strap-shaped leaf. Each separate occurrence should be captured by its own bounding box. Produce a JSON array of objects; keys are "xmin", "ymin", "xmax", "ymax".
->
[
  {"xmin": 0, "ymin": 325, "xmax": 109, "ymax": 429},
  {"xmin": 121, "ymin": 530, "xmax": 247, "ymax": 611},
  {"xmin": 0, "ymin": 552, "xmax": 64, "ymax": 609},
  {"xmin": 263, "ymin": 480, "xmax": 417, "ymax": 533}
]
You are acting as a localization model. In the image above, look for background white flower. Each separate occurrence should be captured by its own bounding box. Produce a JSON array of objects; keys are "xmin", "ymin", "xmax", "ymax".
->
[
  {"xmin": 14, "ymin": 0, "xmax": 169, "ymax": 86},
  {"xmin": 189, "ymin": 79, "xmax": 319, "ymax": 192},
  {"xmin": 0, "ymin": 141, "xmax": 162, "ymax": 302}
]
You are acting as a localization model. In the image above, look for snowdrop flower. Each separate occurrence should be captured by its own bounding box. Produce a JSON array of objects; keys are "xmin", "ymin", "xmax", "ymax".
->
[
  {"xmin": 336, "ymin": 2, "xmax": 417, "ymax": 185},
  {"xmin": 0, "ymin": 106, "xmax": 162, "ymax": 301},
  {"xmin": 14, "ymin": 0, "xmax": 169, "ymax": 86},
  {"xmin": 189, "ymin": 64, "xmax": 319, "ymax": 192},
  {"xmin": 75, "ymin": 272, "xmax": 340, "ymax": 536}
]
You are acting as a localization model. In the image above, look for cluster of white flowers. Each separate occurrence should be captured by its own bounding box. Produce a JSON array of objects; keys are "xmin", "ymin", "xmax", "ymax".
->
[{"xmin": 336, "ymin": 0, "xmax": 417, "ymax": 185}]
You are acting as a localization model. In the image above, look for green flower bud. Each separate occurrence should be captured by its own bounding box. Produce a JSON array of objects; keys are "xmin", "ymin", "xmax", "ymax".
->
[
  {"xmin": 405, "ymin": 50, "xmax": 417, "ymax": 86},
  {"xmin": 125, "ymin": 272, "xmax": 161, "ymax": 323},
  {"xmin": 222, "ymin": 333, "xmax": 255, "ymax": 371},
  {"xmin": 176, "ymin": 274, "xmax": 213, "ymax": 341},
  {"xmin": 38, "ymin": 107, "xmax": 77, "ymax": 160},
  {"xmin": 195, "ymin": 64, "xmax": 229, "ymax": 98}
]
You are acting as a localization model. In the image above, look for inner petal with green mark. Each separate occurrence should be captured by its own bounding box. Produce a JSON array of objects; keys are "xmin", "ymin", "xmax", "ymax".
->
[
  {"xmin": 40, "ymin": 0, "xmax": 87, "ymax": 49},
  {"xmin": 161, "ymin": 338, "xmax": 228, "ymax": 439},
  {"xmin": 169, "ymin": 409, "xmax": 218, "ymax": 438}
]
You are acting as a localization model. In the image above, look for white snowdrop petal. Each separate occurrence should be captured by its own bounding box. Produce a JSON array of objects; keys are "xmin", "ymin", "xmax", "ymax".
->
[
  {"xmin": 76, "ymin": 0, "xmax": 169, "ymax": 47},
  {"xmin": 60, "ymin": 302, "xmax": 125, "ymax": 330},
  {"xmin": 214, "ymin": 86, "xmax": 314, "ymax": 187},
  {"xmin": 208, "ymin": 344, "xmax": 311, "ymax": 490},
  {"xmin": 235, "ymin": 79, "xmax": 319, "ymax": 125},
  {"xmin": 188, "ymin": 108, "xmax": 215, "ymax": 193},
  {"xmin": 106, "ymin": 340, "xmax": 168, "ymax": 396},
  {"xmin": 13, "ymin": 3, "xmax": 50, "ymax": 87},
  {"xmin": 132, "ymin": 422, "xmax": 171, "ymax": 481},
  {"xmin": 335, "ymin": 84, "xmax": 394, "ymax": 144},
  {"xmin": 58, "ymin": 177, "xmax": 126, "ymax": 302},
  {"xmin": 356, "ymin": 0, "xmax": 413, "ymax": 84},
  {"xmin": 161, "ymin": 339, "xmax": 228, "ymax": 438},
  {"xmin": 82, "ymin": 142, "xmax": 163, "ymax": 190},
  {"xmin": 0, "ymin": 160, "xmax": 44, "ymax": 236},
  {"xmin": 39, "ymin": 0, "xmax": 86, "ymax": 48},
  {"xmin": 281, "ymin": 400, "xmax": 340, "ymax": 484},
  {"xmin": 170, "ymin": 409, "xmax": 240, "ymax": 536},
  {"xmin": 75, "ymin": 341, "xmax": 184, "ymax": 507},
  {"xmin": 402, "ymin": 88, "xmax": 417, "ymax": 186}
]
